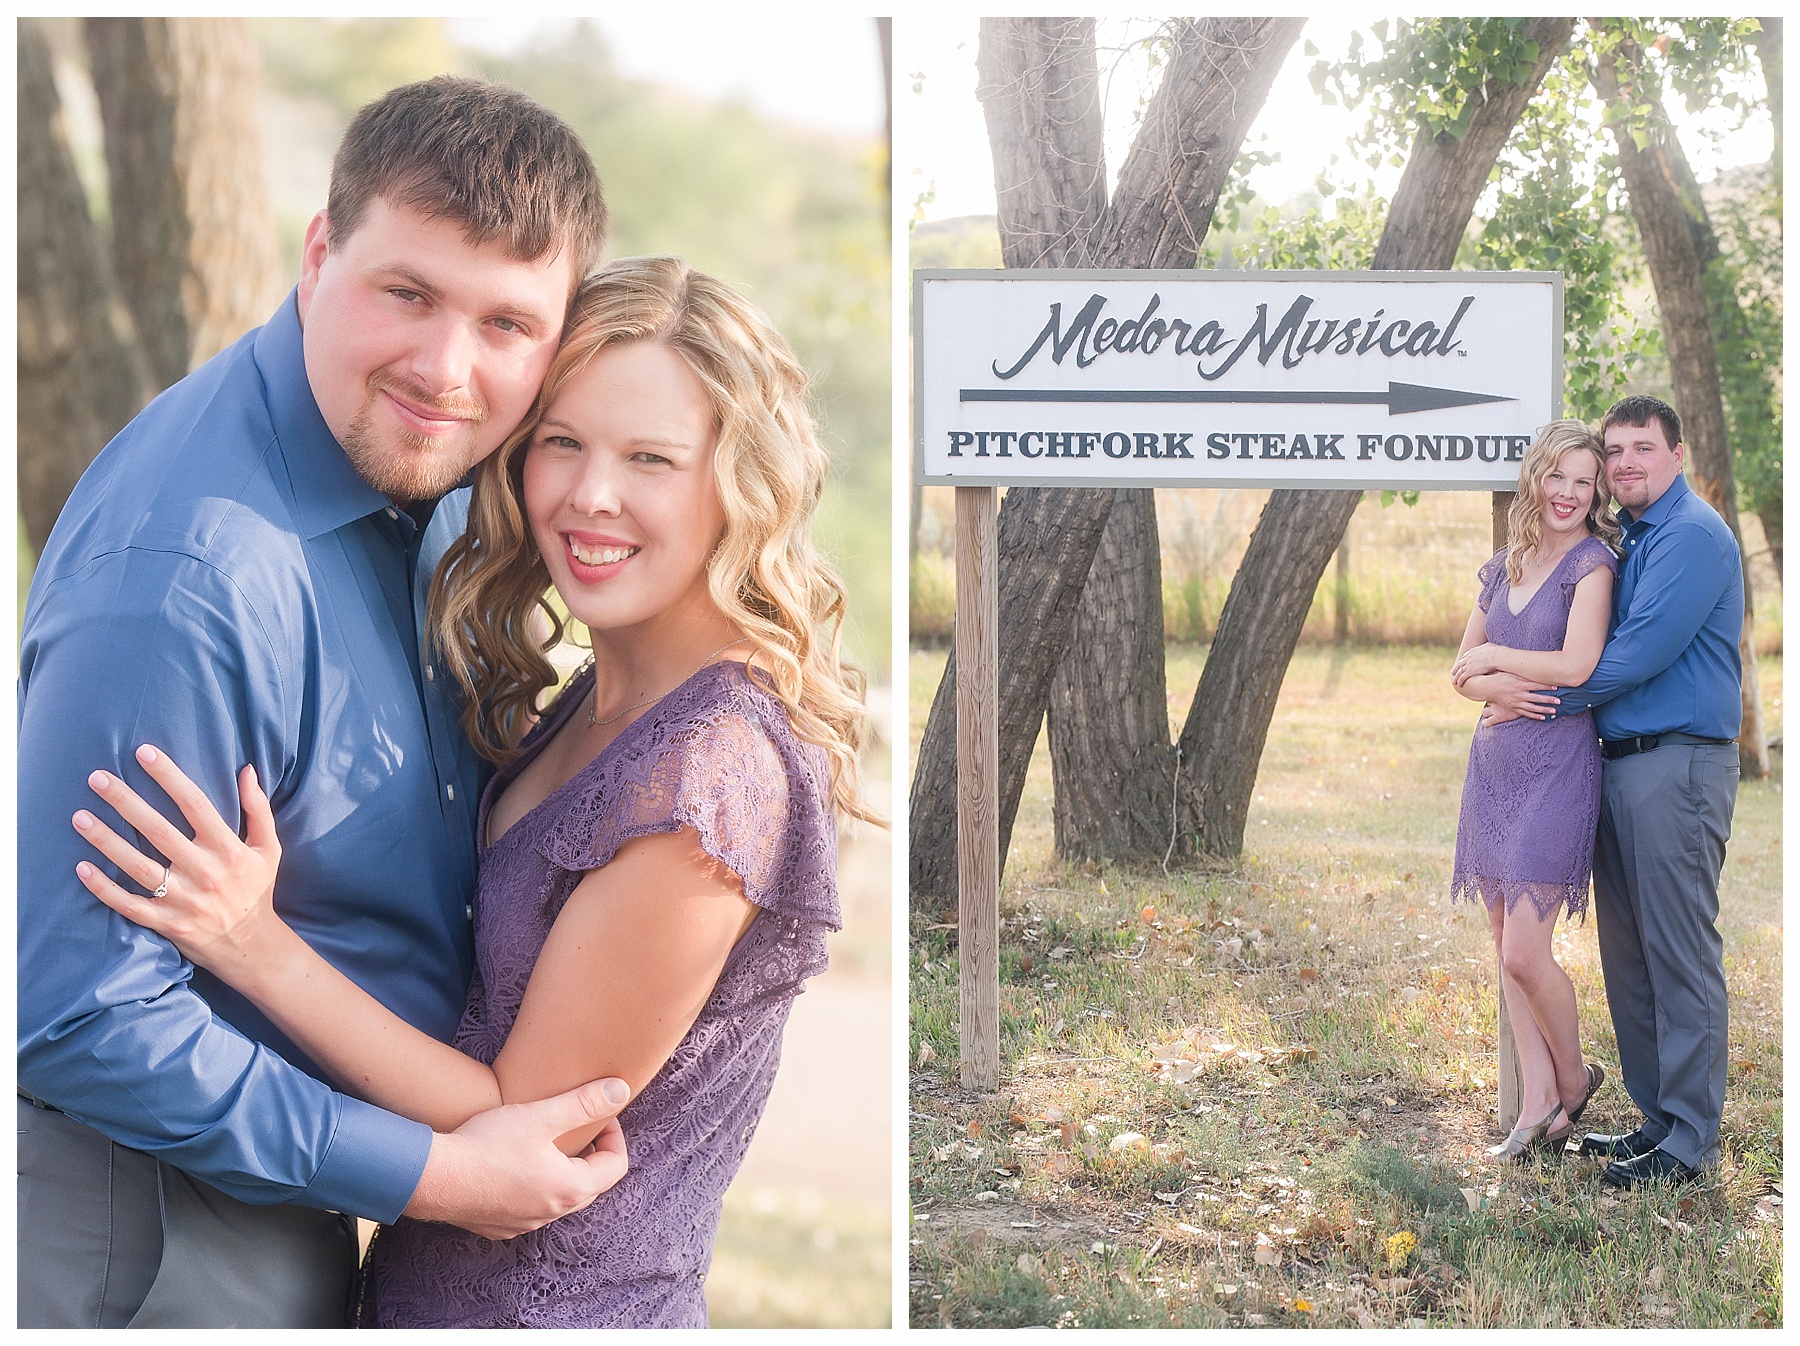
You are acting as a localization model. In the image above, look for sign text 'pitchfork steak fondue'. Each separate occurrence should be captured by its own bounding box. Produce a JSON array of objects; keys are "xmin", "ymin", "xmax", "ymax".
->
[{"xmin": 915, "ymin": 270, "xmax": 1563, "ymax": 490}]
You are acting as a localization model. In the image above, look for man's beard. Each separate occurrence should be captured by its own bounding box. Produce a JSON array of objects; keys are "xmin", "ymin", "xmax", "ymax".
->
[
  {"xmin": 1609, "ymin": 477, "xmax": 1649, "ymax": 512},
  {"xmin": 341, "ymin": 372, "xmax": 489, "ymax": 503}
]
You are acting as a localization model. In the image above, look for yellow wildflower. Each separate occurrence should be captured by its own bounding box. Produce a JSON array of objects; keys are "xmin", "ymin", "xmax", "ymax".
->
[{"xmin": 1384, "ymin": 1230, "xmax": 1417, "ymax": 1270}]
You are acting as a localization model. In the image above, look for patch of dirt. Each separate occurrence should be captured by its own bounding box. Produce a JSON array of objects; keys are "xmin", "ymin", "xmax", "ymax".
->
[{"xmin": 914, "ymin": 1199, "xmax": 1111, "ymax": 1250}]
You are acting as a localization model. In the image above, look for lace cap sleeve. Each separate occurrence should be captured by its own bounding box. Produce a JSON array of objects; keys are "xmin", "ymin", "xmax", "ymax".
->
[
  {"xmin": 1475, "ymin": 548, "xmax": 1510, "ymax": 614},
  {"xmin": 537, "ymin": 666, "xmax": 841, "ymax": 932},
  {"xmin": 1560, "ymin": 535, "xmax": 1621, "ymax": 598}
]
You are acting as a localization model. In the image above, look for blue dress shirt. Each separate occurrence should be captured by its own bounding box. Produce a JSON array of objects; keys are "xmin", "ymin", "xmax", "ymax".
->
[
  {"xmin": 1552, "ymin": 472, "xmax": 1743, "ymax": 740},
  {"xmin": 19, "ymin": 293, "xmax": 487, "ymax": 1223}
]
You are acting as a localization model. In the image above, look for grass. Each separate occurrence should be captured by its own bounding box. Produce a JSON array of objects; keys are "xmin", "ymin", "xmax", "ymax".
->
[
  {"xmin": 909, "ymin": 489, "xmax": 1784, "ymax": 654},
  {"xmin": 710, "ymin": 1186, "xmax": 890, "ymax": 1327},
  {"xmin": 908, "ymin": 643, "xmax": 1782, "ymax": 1328}
]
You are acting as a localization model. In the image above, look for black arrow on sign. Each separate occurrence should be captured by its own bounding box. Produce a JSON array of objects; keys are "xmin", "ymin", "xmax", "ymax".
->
[{"xmin": 959, "ymin": 381, "xmax": 1515, "ymax": 416}]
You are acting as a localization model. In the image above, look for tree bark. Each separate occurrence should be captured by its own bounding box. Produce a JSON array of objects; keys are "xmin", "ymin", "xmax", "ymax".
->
[
  {"xmin": 909, "ymin": 487, "xmax": 1116, "ymax": 910},
  {"xmin": 1049, "ymin": 491, "xmax": 1176, "ymax": 860},
  {"xmin": 976, "ymin": 17, "xmax": 1108, "ymax": 269},
  {"xmin": 1174, "ymin": 489, "xmax": 1364, "ymax": 849},
  {"xmin": 1590, "ymin": 29, "xmax": 1770, "ymax": 778},
  {"xmin": 1045, "ymin": 18, "xmax": 1301, "ymax": 861},
  {"xmin": 1095, "ymin": 18, "xmax": 1306, "ymax": 269},
  {"xmin": 85, "ymin": 17, "xmax": 280, "ymax": 390},
  {"xmin": 909, "ymin": 19, "xmax": 1119, "ymax": 910},
  {"xmin": 1174, "ymin": 17, "xmax": 1577, "ymax": 857},
  {"xmin": 18, "ymin": 19, "xmax": 153, "ymax": 556}
]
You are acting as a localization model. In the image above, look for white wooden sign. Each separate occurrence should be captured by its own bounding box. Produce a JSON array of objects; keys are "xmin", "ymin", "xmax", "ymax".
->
[{"xmin": 916, "ymin": 269, "xmax": 1563, "ymax": 490}]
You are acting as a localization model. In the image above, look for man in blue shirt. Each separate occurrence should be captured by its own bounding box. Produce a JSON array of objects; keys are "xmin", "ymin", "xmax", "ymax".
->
[
  {"xmin": 19, "ymin": 78, "xmax": 628, "ymax": 1326},
  {"xmin": 1482, "ymin": 394, "xmax": 1742, "ymax": 1188}
]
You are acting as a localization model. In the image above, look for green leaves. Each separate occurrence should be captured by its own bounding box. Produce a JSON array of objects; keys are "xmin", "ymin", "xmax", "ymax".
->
[{"xmin": 1314, "ymin": 19, "xmax": 1566, "ymax": 169}]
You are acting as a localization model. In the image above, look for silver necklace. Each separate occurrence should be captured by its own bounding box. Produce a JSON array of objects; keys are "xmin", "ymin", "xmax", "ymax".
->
[{"xmin": 588, "ymin": 639, "xmax": 741, "ymax": 728}]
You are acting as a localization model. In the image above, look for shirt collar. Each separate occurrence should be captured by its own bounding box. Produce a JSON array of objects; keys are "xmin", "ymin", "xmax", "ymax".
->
[
  {"xmin": 253, "ymin": 289, "xmax": 393, "ymax": 541},
  {"xmin": 1618, "ymin": 469, "xmax": 1690, "ymax": 533}
]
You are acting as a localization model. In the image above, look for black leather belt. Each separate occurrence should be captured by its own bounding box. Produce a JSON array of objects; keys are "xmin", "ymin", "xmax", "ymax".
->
[{"xmin": 1601, "ymin": 732, "xmax": 1733, "ymax": 761}]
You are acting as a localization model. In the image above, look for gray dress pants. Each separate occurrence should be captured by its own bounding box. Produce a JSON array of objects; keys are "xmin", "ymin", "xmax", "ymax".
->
[
  {"xmin": 1591, "ymin": 741, "xmax": 1738, "ymax": 1170},
  {"xmin": 17, "ymin": 1097, "xmax": 359, "ymax": 1327}
]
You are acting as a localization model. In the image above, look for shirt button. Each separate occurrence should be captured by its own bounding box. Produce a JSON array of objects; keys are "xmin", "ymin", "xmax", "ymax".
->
[
  {"xmin": 425, "ymin": 663, "xmax": 435, "ymax": 682},
  {"xmin": 386, "ymin": 507, "xmax": 399, "ymax": 520},
  {"xmin": 447, "ymin": 783, "xmax": 456, "ymax": 801},
  {"xmin": 465, "ymin": 904, "xmax": 474, "ymax": 920}
]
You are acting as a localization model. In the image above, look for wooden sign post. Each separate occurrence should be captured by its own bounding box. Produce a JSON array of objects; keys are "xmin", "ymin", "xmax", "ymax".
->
[
  {"xmin": 919, "ymin": 269, "xmax": 1561, "ymax": 1108},
  {"xmin": 954, "ymin": 486, "xmax": 1000, "ymax": 1092}
]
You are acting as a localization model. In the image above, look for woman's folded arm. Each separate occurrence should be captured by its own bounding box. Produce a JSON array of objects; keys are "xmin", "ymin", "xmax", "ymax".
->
[{"xmin": 73, "ymin": 750, "xmax": 751, "ymax": 1156}]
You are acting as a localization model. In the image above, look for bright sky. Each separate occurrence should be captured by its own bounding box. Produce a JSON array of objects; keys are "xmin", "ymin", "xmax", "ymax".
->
[
  {"xmin": 899, "ymin": 16, "xmax": 1775, "ymax": 225},
  {"xmin": 449, "ymin": 15, "xmax": 886, "ymax": 139}
]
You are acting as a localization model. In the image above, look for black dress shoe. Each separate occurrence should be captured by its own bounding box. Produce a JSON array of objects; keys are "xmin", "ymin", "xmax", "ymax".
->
[
  {"xmin": 1578, "ymin": 1128, "xmax": 1657, "ymax": 1161},
  {"xmin": 1599, "ymin": 1147, "xmax": 1700, "ymax": 1189}
]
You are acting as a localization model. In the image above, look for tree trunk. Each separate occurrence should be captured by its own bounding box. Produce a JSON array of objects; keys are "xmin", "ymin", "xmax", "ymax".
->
[
  {"xmin": 1757, "ymin": 508, "xmax": 1781, "ymax": 579},
  {"xmin": 909, "ymin": 19, "xmax": 1119, "ymax": 909},
  {"xmin": 85, "ymin": 17, "xmax": 280, "ymax": 390},
  {"xmin": 1174, "ymin": 17, "xmax": 1577, "ymax": 858},
  {"xmin": 17, "ymin": 18, "xmax": 153, "ymax": 556},
  {"xmin": 976, "ymin": 17, "xmax": 1108, "ymax": 270},
  {"xmin": 1174, "ymin": 490, "xmax": 1363, "ymax": 848},
  {"xmin": 1590, "ymin": 30, "xmax": 1770, "ymax": 779},
  {"xmin": 1049, "ymin": 491, "xmax": 1176, "ymax": 859},
  {"xmin": 1044, "ymin": 18, "xmax": 1301, "ymax": 861},
  {"xmin": 908, "ymin": 487, "xmax": 1116, "ymax": 910},
  {"xmin": 1094, "ymin": 18, "xmax": 1306, "ymax": 269}
]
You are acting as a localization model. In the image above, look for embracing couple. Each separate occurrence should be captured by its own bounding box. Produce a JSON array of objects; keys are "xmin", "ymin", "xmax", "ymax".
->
[
  {"xmin": 19, "ymin": 77, "xmax": 868, "ymax": 1328},
  {"xmin": 1447, "ymin": 397, "xmax": 1742, "ymax": 1186}
]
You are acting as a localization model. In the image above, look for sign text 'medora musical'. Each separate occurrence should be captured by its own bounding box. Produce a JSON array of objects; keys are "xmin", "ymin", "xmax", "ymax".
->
[{"xmin": 991, "ymin": 289, "xmax": 1477, "ymax": 381}]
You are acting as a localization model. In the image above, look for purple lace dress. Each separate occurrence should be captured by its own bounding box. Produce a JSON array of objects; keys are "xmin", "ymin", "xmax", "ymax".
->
[
  {"xmin": 1450, "ymin": 536, "xmax": 1619, "ymax": 920},
  {"xmin": 358, "ymin": 660, "xmax": 839, "ymax": 1328}
]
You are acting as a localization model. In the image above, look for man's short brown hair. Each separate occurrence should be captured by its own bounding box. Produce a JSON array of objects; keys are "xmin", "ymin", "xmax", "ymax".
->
[
  {"xmin": 327, "ymin": 76, "xmax": 606, "ymax": 282},
  {"xmin": 1601, "ymin": 394, "xmax": 1682, "ymax": 450}
]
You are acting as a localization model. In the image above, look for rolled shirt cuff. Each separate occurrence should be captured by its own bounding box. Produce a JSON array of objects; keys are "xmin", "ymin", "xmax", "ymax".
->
[{"xmin": 303, "ymin": 1094, "xmax": 433, "ymax": 1224}]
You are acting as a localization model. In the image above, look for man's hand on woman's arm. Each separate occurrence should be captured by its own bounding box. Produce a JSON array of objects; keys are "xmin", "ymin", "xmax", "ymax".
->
[
  {"xmin": 1450, "ymin": 600, "xmax": 1557, "ymax": 724},
  {"xmin": 406, "ymin": 1080, "xmax": 632, "ymax": 1240},
  {"xmin": 1462, "ymin": 671, "xmax": 1560, "ymax": 725}
]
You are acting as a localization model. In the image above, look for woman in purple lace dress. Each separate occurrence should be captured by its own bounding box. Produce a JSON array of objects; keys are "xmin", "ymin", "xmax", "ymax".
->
[
  {"xmin": 1449, "ymin": 420, "xmax": 1621, "ymax": 1161},
  {"xmin": 70, "ymin": 258, "xmax": 873, "ymax": 1326}
]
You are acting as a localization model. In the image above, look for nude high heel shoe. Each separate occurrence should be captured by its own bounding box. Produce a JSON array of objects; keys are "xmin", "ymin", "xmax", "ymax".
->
[{"xmin": 1486, "ymin": 1102, "xmax": 1570, "ymax": 1162}]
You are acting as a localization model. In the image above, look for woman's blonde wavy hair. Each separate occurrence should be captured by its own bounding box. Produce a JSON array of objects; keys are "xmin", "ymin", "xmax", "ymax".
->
[
  {"xmin": 428, "ymin": 255, "xmax": 874, "ymax": 823},
  {"xmin": 1504, "ymin": 419, "xmax": 1623, "ymax": 584}
]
